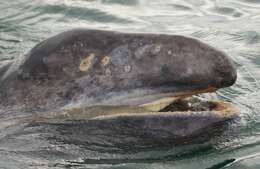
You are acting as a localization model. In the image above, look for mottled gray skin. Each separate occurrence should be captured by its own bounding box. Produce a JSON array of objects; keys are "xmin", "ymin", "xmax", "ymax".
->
[
  {"xmin": 0, "ymin": 29, "xmax": 237, "ymax": 147},
  {"xmin": 0, "ymin": 29, "xmax": 236, "ymax": 110}
]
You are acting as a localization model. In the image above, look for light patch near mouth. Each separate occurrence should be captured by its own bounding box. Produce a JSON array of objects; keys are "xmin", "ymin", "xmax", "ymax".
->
[
  {"xmin": 92, "ymin": 97, "xmax": 239, "ymax": 120},
  {"xmin": 135, "ymin": 86, "xmax": 239, "ymax": 119},
  {"xmin": 140, "ymin": 96, "xmax": 181, "ymax": 111},
  {"xmin": 139, "ymin": 86, "xmax": 217, "ymax": 111}
]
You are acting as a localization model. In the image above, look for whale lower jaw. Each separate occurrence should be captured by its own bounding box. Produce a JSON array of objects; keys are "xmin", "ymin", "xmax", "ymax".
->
[
  {"xmin": 0, "ymin": 88, "xmax": 238, "ymax": 148},
  {"xmin": 29, "ymin": 96, "xmax": 238, "ymax": 148}
]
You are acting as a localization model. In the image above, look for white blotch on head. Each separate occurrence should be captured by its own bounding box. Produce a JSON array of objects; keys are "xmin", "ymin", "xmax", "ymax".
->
[
  {"xmin": 187, "ymin": 68, "xmax": 193, "ymax": 75},
  {"xmin": 154, "ymin": 45, "xmax": 161, "ymax": 53},
  {"xmin": 135, "ymin": 45, "xmax": 152, "ymax": 59},
  {"xmin": 105, "ymin": 68, "xmax": 112, "ymax": 76},
  {"xmin": 124, "ymin": 65, "xmax": 132, "ymax": 73}
]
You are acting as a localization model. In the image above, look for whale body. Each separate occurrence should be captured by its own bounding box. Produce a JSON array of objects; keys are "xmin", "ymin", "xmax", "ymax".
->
[{"xmin": 0, "ymin": 29, "xmax": 238, "ymax": 147}]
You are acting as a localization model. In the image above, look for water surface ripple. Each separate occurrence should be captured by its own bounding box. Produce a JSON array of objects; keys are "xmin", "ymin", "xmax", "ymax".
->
[{"xmin": 0, "ymin": 0, "xmax": 260, "ymax": 169}]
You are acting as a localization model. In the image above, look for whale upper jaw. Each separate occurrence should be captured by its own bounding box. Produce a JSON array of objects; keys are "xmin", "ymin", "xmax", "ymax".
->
[{"xmin": 0, "ymin": 29, "xmax": 238, "ymax": 114}]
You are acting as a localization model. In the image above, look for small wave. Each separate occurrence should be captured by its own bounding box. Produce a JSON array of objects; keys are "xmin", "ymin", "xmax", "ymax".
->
[
  {"xmin": 101, "ymin": 0, "xmax": 139, "ymax": 6},
  {"xmin": 32, "ymin": 4, "xmax": 132, "ymax": 24}
]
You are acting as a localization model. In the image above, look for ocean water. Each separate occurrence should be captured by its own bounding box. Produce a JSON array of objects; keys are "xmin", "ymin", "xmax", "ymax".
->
[{"xmin": 0, "ymin": 0, "xmax": 260, "ymax": 168}]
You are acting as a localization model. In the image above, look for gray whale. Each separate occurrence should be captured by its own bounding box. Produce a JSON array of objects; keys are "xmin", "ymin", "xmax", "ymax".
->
[{"xmin": 0, "ymin": 29, "xmax": 238, "ymax": 146}]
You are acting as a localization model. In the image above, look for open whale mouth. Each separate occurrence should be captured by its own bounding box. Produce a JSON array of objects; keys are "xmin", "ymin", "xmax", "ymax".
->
[
  {"xmin": 150, "ymin": 96, "xmax": 237, "ymax": 118},
  {"xmin": 83, "ymin": 86, "xmax": 239, "ymax": 121},
  {"xmin": 137, "ymin": 86, "xmax": 238, "ymax": 117},
  {"xmin": 11, "ymin": 86, "xmax": 238, "ymax": 126}
]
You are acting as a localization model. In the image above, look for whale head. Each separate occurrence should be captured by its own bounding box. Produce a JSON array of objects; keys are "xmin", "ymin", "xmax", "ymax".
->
[
  {"xmin": 0, "ymin": 29, "xmax": 239, "ymax": 147},
  {"xmin": 0, "ymin": 29, "xmax": 237, "ymax": 108}
]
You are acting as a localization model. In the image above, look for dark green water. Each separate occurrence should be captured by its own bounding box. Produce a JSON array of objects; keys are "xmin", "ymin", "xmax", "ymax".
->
[{"xmin": 0, "ymin": 0, "xmax": 260, "ymax": 168}]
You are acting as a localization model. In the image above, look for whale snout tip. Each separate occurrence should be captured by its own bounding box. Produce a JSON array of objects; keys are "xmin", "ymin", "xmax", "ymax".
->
[
  {"xmin": 214, "ymin": 53, "xmax": 237, "ymax": 88},
  {"xmin": 220, "ymin": 67, "xmax": 237, "ymax": 88}
]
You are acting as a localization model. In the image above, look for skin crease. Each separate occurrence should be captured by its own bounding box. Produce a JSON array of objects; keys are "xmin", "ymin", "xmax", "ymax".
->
[{"xmin": 0, "ymin": 29, "xmax": 238, "ymax": 146}]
